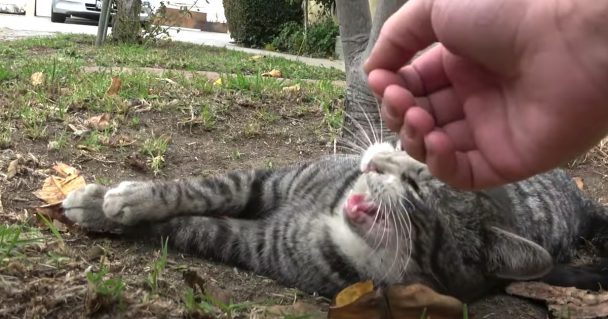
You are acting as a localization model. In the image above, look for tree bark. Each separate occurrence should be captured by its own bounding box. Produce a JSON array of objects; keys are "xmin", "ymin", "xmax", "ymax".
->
[
  {"xmin": 335, "ymin": 0, "xmax": 407, "ymax": 150},
  {"xmin": 112, "ymin": 0, "xmax": 142, "ymax": 43}
]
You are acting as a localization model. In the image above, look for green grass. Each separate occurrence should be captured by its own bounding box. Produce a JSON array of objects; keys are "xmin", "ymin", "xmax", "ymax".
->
[
  {"xmin": 0, "ymin": 34, "xmax": 345, "ymax": 140},
  {"xmin": 146, "ymin": 237, "xmax": 169, "ymax": 296},
  {"xmin": 2, "ymin": 34, "xmax": 344, "ymax": 81},
  {"xmin": 0, "ymin": 224, "xmax": 45, "ymax": 264},
  {"xmin": 0, "ymin": 32, "xmax": 347, "ymax": 319},
  {"xmin": 86, "ymin": 265, "xmax": 126, "ymax": 307},
  {"xmin": 183, "ymin": 287, "xmax": 251, "ymax": 318},
  {"xmin": 141, "ymin": 134, "xmax": 171, "ymax": 175}
]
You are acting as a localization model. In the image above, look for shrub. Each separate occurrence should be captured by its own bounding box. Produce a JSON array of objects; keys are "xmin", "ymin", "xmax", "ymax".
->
[
  {"xmin": 223, "ymin": 0, "xmax": 303, "ymax": 47},
  {"xmin": 271, "ymin": 16, "xmax": 339, "ymax": 58}
]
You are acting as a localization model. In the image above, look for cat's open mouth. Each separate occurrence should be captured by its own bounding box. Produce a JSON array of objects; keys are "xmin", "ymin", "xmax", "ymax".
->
[{"xmin": 344, "ymin": 193, "xmax": 382, "ymax": 224}]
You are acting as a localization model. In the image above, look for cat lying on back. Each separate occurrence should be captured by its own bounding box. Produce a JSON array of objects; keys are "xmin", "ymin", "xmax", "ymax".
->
[{"xmin": 63, "ymin": 141, "xmax": 608, "ymax": 302}]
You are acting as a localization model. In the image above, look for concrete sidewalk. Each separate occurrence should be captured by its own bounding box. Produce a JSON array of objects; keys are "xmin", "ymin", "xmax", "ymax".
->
[{"xmin": 0, "ymin": 13, "xmax": 345, "ymax": 71}]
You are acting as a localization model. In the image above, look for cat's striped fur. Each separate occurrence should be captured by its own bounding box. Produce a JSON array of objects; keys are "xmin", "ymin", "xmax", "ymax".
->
[{"xmin": 63, "ymin": 142, "xmax": 608, "ymax": 301}]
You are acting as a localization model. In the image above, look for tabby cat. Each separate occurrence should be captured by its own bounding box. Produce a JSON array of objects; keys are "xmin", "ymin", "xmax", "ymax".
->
[{"xmin": 63, "ymin": 141, "xmax": 608, "ymax": 302}]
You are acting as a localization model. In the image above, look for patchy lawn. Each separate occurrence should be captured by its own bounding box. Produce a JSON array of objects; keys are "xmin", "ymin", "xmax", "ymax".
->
[
  {"xmin": 0, "ymin": 34, "xmax": 344, "ymax": 318},
  {"xmin": 0, "ymin": 34, "xmax": 606, "ymax": 319}
]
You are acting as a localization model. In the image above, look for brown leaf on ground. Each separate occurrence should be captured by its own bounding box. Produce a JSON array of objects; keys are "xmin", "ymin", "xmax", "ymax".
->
[
  {"xmin": 33, "ymin": 163, "xmax": 84, "ymax": 225},
  {"xmin": 507, "ymin": 281, "xmax": 608, "ymax": 319},
  {"xmin": 573, "ymin": 177, "xmax": 585, "ymax": 190},
  {"xmin": 329, "ymin": 283, "xmax": 466, "ymax": 319},
  {"xmin": 328, "ymin": 289, "xmax": 388, "ymax": 319},
  {"xmin": 386, "ymin": 284, "xmax": 465, "ymax": 319},
  {"xmin": 85, "ymin": 113, "xmax": 111, "ymax": 130},
  {"xmin": 35, "ymin": 203, "xmax": 75, "ymax": 226},
  {"xmin": 31, "ymin": 71, "xmax": 45, "ymax": 86},
  {"xmin": 53, "ymin": 162, "xmax": 80, "ymax": 177},
  {"xmin": 261, "ymin": 69, "xmax": 282, "ymax": 78},
  {"xmin": 6, "ymin": 157, "xmax": 23, "ymax": 180},
  {"xmin": 33, "ymin": 162, "xmax": 86, "ymax": 206},
  {"xmin": 335, "ymin": 280, "xmax": 374, "ymax": 308},
  {"xmin": 106, "ymin": 76, "xmax": 122, "ymax": 96}
]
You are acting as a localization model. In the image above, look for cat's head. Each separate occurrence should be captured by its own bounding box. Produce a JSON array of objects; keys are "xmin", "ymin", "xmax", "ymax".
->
[{"xmin": 343, "ymin": 141, "xmax": 436, "ymax": 250}]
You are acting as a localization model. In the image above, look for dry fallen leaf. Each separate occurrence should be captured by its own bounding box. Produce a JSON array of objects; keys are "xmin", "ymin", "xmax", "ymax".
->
[
  {"xmin": 6, "ymin": 157, "xmax": 22, "ymax": 180},
  {"xmin": 282, "ymin": 84, "xmax": 301, "ymax": 93},
  {"xmin": 573, "ymin": 176, "xmax": 585, "ymax": 190},
  {"xmin": 85, "ymin": 113, "xmax": 111, "ymax": 130},
  {"xmin": 106, "ymin": 76, "xmax": 122, "ymax": 95},
  {"xmin": 213, "ymin": 78, "xmax": 223, "ymax": 86},
  {"xmin": 507, "ymin": 281, "xmax": 608, "ymax": 319},
  {"xmin": 53, "ymin": 162, "xmax": 80, "ymax": 177},
  {"xmin": 249, "ymin": 55, "xmax": 263, "ymax": 61},
  {"xmin": 31, "ymin": 71, "xmax": 45, "ymax": 86},
  {"xmin": 33, "ymin": 162, "xmax": 84, "ymax": 225},
  {"xmin": 36, "ymin": 203, "xmax": 75, "ymax": 227},
  {"xmin": 33, "ymin": 162, "xmax": 85, "ymax": 206},
  {"xmin": 262, "ymin": 69, "xmax": 282, "ymax": 78},
  {"xmin": 387, "ymin": 284, "xmax": 465, "ymax": 319},
  {"xmin": 329, "ymin": 282, "xmax": 467, "ymax": 319},
  {"xmin": 335, "ymin": 280, "xmax": 375, "ymax": 308}
]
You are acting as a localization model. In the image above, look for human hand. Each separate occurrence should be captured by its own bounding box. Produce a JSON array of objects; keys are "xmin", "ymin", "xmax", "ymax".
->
[{"xmin": 365, "ymin": 0, "xmax": 608, "ymax": 190}]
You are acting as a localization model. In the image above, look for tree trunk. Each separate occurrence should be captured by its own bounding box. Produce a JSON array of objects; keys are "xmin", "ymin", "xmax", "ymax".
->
[
  {"xmin": 335, "ymin": 0, "xmax": 407, "ymax": 150},
  {"xmin": 112, "ymin": 0, "xmax": 142, "ymax": 43}
]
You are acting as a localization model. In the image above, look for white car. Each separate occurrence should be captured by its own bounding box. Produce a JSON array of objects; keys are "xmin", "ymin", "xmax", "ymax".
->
[{"xmin": 50, "ymin": 0, "xmax": 151, "ymax": 23}]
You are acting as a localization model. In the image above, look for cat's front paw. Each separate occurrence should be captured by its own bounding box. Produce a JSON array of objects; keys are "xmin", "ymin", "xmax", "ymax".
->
[
  {"xmin": 102, "ymin": 181, "xmax": 161, "ymax": 226},
  {"xmin": 63, "ymin": 184, "xmax": 124, "ymax": 233}
]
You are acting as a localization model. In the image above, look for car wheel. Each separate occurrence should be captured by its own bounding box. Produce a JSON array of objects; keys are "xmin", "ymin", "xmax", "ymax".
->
[{"xmin": 51, "ymin": 11, "xmax": 68, "ymax": 23}]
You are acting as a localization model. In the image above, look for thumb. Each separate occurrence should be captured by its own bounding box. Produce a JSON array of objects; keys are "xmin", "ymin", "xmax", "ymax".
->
[{"xmin": 363, "ymin": 0, "xmax": 437, "ymax": 74}]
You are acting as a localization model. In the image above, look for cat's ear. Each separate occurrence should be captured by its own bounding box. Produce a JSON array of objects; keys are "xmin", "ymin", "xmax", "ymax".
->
[{"xmin": 484, "ymin": 226, "xmax": 553, "ymax": 280}]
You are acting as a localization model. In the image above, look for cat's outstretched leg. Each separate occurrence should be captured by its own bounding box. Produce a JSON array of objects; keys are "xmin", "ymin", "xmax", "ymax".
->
[
  {"xmin": 63, "ymin": 169, "xmax": 274, "ymax": 226},
  {"xmin": 62, "ymin": 163, "xmax": 323, "ymax": 226}
]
